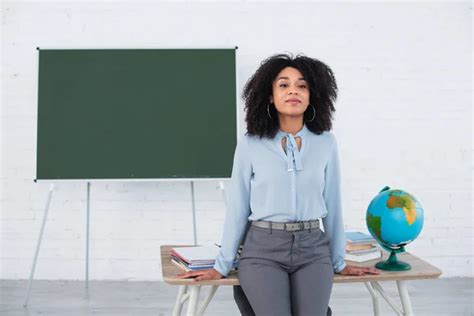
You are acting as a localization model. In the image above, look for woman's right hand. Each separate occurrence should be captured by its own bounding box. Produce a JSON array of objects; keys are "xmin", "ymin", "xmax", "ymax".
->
[{"xmin": 175, "ymin": 268, "xmax": 223, "ymax": 281}]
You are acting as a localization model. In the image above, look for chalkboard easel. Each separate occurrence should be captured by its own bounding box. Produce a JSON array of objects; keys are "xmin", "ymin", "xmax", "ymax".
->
[{"xmin": 25, "ymin": 47, "xmax": 239, "ymax": 306}]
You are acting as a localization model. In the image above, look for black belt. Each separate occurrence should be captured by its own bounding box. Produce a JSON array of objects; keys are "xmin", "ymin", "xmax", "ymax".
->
[{"xmin": 251, "ymin": 219, "xmax": 320, "ymax": 232}]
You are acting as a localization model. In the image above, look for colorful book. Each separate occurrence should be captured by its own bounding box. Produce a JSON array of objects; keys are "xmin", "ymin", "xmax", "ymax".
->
[
  {"xmin": 345, "ymin": 231, "xmax": 376, "ymax": 244},
  {"xmin": 345, "ymin": 249, "xmax": 382, "ymax": 263},
  {"xmin": 346, "ymin": 242, "xmax": 376, "ymax": 251},
  {"xmin": 170, "ymin": 244, "xmax": 239, "ymax": 272},
  {"xmin": 346, "ymin": 244, "xmax": 379, "ymax": 254}
]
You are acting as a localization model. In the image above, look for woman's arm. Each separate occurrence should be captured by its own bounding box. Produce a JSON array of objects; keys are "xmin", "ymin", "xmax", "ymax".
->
[
  {"xmin": 320, "ymin": 133, "xmax": 381, "ymax": 277},
  {"xmin": 213, "ymin": 136, "xmax": 253, "ymax": 276},
  {"xmin": 322, "ymin": 133, "xmax": 347, "ymax": 273},
  {"xmin": 176, "ymin": 136, "xmax": 252, "ymax": 280}
]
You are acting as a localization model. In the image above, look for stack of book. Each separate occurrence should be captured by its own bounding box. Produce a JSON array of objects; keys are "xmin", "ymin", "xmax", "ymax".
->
[
  {"xmin": 171, "ymin": 244, "xmax": 239, "ymax": 273},
  {"xmin": 344, "ymin": 231, "xmax": 383, "ymax": 263}
]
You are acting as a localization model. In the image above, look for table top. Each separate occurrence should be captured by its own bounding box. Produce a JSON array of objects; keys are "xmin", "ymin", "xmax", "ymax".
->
[{"xmin": 161, "ymin": 245, "xmax": 442, "ymax": 286}]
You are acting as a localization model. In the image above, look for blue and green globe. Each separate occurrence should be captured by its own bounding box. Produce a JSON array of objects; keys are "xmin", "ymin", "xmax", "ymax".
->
[{"xmin": 366, "ymin": 186, "xmax": 424, "ymax": 271}]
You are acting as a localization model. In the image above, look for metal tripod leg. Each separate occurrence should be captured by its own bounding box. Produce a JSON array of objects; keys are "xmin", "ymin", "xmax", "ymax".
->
[
  {"xmin": 24, "ymin": 183, "xmax": 55, "ymax": 307},
  {"xmin": 190, "ymin": 181, "xmax": 197, "ymax": 246},
  {"xmin": 86, "ymin": 182, "xmax": 90, "ymax": 288}
]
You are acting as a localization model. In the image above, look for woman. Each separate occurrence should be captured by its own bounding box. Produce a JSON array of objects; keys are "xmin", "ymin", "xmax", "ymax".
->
[{"xmin": 177, "ymin": 53, "xmax": 380, "ymax": 315}]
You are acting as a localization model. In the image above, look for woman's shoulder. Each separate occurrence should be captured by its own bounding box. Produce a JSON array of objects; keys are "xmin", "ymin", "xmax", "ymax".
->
[
  {"xmin": 307, "ymin": 130, "xmax": 337, "ymax": 145},
  {"xmin": 239, "ymin": 133, "xmax": 268, "ymax": 145},
  {"xmin": 235, "ymin": 133, "xmax": 274, "ymax": 154},
  {"xmin": 235, "ymin": 133, "xmax": 256, "ymax": 151}
]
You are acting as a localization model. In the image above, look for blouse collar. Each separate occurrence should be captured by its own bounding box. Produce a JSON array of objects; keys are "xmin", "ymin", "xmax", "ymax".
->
[{"xmin": 276, "ymin": 123, "xmax": 309, "ymax": 139}]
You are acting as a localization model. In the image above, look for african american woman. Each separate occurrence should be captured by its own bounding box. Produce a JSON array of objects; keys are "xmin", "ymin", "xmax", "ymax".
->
[{"xmin": 177, "ymin": 53, "xmax": 380, "ymax": 316}]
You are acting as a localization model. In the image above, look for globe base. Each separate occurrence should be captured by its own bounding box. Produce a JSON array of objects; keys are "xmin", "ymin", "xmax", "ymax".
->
[{"xmin": 375, "ymin": 250, "xmax": 411, "ymax": 271}]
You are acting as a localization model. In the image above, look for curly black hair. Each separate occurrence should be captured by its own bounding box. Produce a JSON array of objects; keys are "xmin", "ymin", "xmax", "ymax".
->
[{"xmin": 242, "ymin": 53, "xmax": 338, "ymax": 138}]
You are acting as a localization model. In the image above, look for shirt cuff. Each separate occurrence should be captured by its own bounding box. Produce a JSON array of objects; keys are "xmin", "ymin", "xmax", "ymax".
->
[
  {"xmin": 213, "ymin": 257, "xmax": 232, "ymax": 277},
  {"xmin": 333, "ymin": 259, "xmax": 347, "ymax": 273}
]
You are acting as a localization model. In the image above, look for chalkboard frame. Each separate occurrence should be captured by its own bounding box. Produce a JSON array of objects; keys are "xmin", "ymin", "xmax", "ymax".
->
[{"xmin": 35, "ymin": 47, "xmax": 240, "ymax": 181}]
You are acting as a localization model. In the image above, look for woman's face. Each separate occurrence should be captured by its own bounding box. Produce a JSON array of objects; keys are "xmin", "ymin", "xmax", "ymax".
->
[{"xmin": 269, "ymin": 66, "xmax": 310, "ymax": 120}]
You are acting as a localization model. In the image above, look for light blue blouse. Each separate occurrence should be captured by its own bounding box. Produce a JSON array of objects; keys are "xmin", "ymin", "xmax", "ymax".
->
[{"xmin": 214, "ymin": 123, "xmax": 347, "ymax": 276}]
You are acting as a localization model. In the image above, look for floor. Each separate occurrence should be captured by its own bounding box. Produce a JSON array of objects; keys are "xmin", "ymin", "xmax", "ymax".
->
[{"xmin": 1, "ymin": 278, "xmax": 473, "ymax": 315}]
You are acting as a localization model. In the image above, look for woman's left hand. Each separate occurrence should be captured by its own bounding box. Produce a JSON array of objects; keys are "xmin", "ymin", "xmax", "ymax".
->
[{"xmin": 337, "ymin": 264, "xmax": 381, "ymax": 276}]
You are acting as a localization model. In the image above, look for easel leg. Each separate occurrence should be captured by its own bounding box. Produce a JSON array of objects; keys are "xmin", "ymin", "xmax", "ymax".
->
[
  {"xmin": 396, "ymin": 280, "xmax": 414, "ymax": 316},
  {"xmin": 24, "ymin": 183, "xmax": 55, "ymax": 307},
  {"xmin": 186, "ymin": 286, "xmax": 201, "ymax": 316},
  {"xmin": 190, "ymin": 181, "xmax": 197, "ymax": 246},
  {"xmin": 173, "ymin": 285, "xmax": 188, "ymax": 316},
  {"xmin": 85, "ymin": 182, "xmax": 91, "ymax": 289}
]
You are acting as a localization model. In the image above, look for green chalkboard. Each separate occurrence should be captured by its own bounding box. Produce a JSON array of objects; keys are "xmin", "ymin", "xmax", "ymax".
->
[{"xmin": 36, "ymin": 48, "xmax": 237, "ymax": 180}]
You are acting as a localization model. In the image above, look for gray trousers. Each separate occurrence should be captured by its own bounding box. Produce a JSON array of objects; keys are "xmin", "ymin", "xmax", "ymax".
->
[
  {"xmin": 233, "ymin": 285, "xmax": 332, "ymax": 316},
  {"xmin": 237, "ymin": 224, "xmax": 334, "ymax": 316}
]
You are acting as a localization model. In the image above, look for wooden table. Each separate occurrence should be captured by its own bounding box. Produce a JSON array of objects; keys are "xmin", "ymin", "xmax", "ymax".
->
[{"xmin": 161, "ymin": 245, "xmax": 442, "ymax": 316}]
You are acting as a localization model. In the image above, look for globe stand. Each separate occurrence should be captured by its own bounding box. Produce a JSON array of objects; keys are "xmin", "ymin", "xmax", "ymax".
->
[{"xmin": 376, "ymin": 245, "xmax": 411, "ymax": 271}]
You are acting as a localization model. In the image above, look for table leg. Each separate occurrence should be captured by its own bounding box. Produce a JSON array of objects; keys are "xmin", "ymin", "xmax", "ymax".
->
[
  {"xmin": 364, "ymin": 282, "xmax": 381, "ymax": 316},
  {"xmin": 371, "ymin": 281, "xmax": 405, "ymax": 315},
  {"xmin": 186, "ymin": 286, "xmax": 201, "ymax": 316},
  {"xmin": 173, "ymin": 285, "xmax": 188, "ymax": 316},
  {"xmin": 197, "ymin": 285, "xmax": 219, "ymax": 316},
  {"xmin": 396, "ymin": 280, "xmax": 414, "ymax": 316}
]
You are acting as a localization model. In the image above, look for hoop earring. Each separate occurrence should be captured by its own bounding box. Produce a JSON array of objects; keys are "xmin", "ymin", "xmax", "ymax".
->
[
  {"xmin": 304, "ymin": 104, "xmax": 316, "ymax": 122},
  {"xmin": 267, "ymin": 103, "xmax": 274, "ymax": 120}
]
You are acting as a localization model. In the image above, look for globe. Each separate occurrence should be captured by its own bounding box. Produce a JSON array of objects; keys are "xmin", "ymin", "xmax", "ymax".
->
[{"xmin": 366, "ymin": 186, "xmax": 424, "ymax": 271}]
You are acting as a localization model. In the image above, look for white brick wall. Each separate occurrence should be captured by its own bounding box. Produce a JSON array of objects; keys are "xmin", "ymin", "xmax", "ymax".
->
[{"xmin": 1, "ymin": 1, "xmax": 472, "ymax": 280}]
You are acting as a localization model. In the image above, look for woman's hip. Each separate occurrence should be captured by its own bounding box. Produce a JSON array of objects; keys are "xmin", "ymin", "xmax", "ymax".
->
[{"xmin": 239, "ymin": 223, "xmax": 333, "ymax": 268}]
